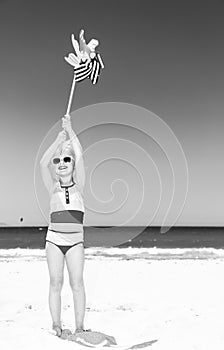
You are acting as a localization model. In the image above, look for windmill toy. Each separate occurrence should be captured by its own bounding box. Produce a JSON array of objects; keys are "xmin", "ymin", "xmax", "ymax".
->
[{"xmin": 63, "ymin": 29, "xmax": 104, "ymax": 121}]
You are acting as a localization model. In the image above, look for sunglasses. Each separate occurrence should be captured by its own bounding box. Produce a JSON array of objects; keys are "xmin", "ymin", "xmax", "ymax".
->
[{"xmin": 52, "ymin": 156, "xmax": 74, "ymax": 165}]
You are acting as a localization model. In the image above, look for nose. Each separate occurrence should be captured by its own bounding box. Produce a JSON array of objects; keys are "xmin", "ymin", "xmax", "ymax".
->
[
  {"xmin": 58, "ymin": 158, "xmax": 65, "ymax": 167},
  {"xmin": 59, "ymin": 157, "xmax": 66, "ymax": 163}
]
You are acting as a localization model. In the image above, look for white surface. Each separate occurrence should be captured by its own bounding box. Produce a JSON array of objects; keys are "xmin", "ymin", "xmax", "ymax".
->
[{"xmin": 0, "ymin": 247, "xmax": 224, "ymax": 350}]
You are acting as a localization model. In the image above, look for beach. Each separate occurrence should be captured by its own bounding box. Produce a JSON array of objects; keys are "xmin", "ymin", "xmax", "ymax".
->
[{"xmin": 0, "ymin": 247, "xmax": 224, "ymax": 350}]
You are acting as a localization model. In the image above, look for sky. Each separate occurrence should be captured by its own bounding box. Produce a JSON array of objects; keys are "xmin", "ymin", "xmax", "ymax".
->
[{"xmin": 0, "ymin": 0, "xmax": 224, "ymax": 227}]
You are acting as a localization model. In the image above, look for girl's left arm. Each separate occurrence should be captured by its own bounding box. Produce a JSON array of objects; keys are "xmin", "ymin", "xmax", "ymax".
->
[{"xmin": 63, "ymin": 117, "xmax": 85, "ymax": 196}]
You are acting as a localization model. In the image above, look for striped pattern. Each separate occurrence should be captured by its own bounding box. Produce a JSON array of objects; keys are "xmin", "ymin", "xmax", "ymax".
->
[
  {"xmin": 74, "ymin": 60, "xmax": 92, "ymax": 82},
  {"xmin": 49, "ymin": 222, "xmax": 84, "ymax": 233},
  {"xmin": 46, "ymin": 182, "xmax": 85, "ymax": 245},
  {"xmin": 46, "ymin": 229, "xmax": 84, "ymax": 245},
  {"xmin": 50, "ymin": 210, "xmax": 84, "ymax": 224},
  {"xmin": 74, "ymin": 53, "xmax": 104, "ymax": 84}
]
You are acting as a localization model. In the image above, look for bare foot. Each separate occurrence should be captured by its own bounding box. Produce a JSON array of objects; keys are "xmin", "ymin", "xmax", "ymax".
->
[
  {"xmin": 52, "ymin": 323, "xmax": 62, "ymax": 337},
  {"xmin": 74, "ymin": 328, "xmax": 84, "ymax": 335},
  {"xmin": 75, "ymin": 328, "xmax": 92, "ymax": 335}
]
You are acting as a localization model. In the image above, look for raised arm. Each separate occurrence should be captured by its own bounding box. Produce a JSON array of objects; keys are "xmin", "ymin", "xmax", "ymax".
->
[
  {"xmin": 40, "ymin": 130, "xmax": 66, "ymax": 193},
  {"xmin": 62, "ymin": 116, "xmax": 85, "ymax": 195}
]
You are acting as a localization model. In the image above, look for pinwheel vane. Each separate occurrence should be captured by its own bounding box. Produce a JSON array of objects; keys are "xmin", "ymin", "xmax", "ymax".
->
[{"xmin": 64, "ymin": 29, "xmax": 104, "ymax": 118}]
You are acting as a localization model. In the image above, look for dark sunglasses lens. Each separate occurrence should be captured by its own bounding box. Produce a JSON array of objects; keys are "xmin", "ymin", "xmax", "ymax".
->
[
  {"xmin": 53, "ymin": 158, "xmax": 60, "ymax": 164},
  {"xmin": 64, "ymin": 157, "xmax": 71, "ymax": 163}
]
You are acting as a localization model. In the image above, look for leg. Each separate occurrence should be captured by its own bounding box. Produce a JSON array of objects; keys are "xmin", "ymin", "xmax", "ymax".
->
[
  {"xmin": 65, "ymin": 243, "xmax": 86, "ymax": 332},
  {"xmin": 45, "ymin": 241, "xmax": 65, "ymax": 336}
]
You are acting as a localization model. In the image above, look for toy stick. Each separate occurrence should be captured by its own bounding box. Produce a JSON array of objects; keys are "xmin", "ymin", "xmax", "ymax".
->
[{"xmin": 64, "ymin": 74, "xmax": 76, "ymax": 118}]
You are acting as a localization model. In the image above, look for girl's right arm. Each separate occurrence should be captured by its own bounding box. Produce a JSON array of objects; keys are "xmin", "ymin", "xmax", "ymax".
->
[{"xmin": 40, "ymin": 131, "xmax": 66, "ymax": 193}]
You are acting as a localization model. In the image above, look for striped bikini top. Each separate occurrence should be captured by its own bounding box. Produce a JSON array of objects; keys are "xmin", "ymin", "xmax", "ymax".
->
[{"xmin": 48, "ymin": 181, "xmax": 85, "ymax": 232}]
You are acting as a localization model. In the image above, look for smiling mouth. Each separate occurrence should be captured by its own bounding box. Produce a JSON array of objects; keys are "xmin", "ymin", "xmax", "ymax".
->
[{"xmin": 59, "ymin": 166, "xmax": 67, "ymax": 170}]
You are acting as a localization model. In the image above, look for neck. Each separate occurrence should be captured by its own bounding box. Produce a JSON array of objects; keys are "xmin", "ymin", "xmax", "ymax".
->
[{"xmin": 59, "ymin": 175, "xmax": 74, "ymax": 187}]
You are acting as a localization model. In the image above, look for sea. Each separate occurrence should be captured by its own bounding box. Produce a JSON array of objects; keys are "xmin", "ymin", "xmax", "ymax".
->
[{"xmin": 0, "ymin": 226, "xmax": 224, "ymax": 249}]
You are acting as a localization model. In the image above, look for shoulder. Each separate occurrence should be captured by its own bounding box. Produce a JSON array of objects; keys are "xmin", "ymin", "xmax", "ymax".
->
[{"xmin": 75, "ymin": 183, "xmax": 84, "ymax": 197}]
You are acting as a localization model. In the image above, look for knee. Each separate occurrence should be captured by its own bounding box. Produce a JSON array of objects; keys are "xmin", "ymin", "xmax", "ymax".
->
[
  {"xmin": 70, "ymin": 277, "xmax": 84, "ymax": 293},
  {"xmin": 50, "ymin": 277, "xmax": 64, "ymax": 292}
]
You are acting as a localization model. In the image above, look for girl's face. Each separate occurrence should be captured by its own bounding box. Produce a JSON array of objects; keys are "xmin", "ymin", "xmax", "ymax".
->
[{"xmin": 52, "ymin": 152, "xmax": 75, "ymax": 179}]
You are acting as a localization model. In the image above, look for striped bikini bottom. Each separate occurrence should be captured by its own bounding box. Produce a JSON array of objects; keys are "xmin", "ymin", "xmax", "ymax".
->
[{"xmin": 46, "ymin": 227, "xmax": 84, "ymax": 246}]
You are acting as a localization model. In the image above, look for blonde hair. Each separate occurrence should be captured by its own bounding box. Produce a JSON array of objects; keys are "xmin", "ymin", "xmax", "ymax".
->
[{"xmin": 54, "ymin": 140, "xmax": 75, "ymax": 158}]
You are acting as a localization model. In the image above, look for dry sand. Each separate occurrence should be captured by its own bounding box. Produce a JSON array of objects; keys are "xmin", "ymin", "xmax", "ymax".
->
[{"xmin": 0, "ymin": 247, "xmax": 224, "ymax": 350}]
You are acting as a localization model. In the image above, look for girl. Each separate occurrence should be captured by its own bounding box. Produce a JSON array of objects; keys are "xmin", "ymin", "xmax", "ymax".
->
[{"xmin": 40, "ymin": 116, "xmax": 87, "ymax": 337}]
